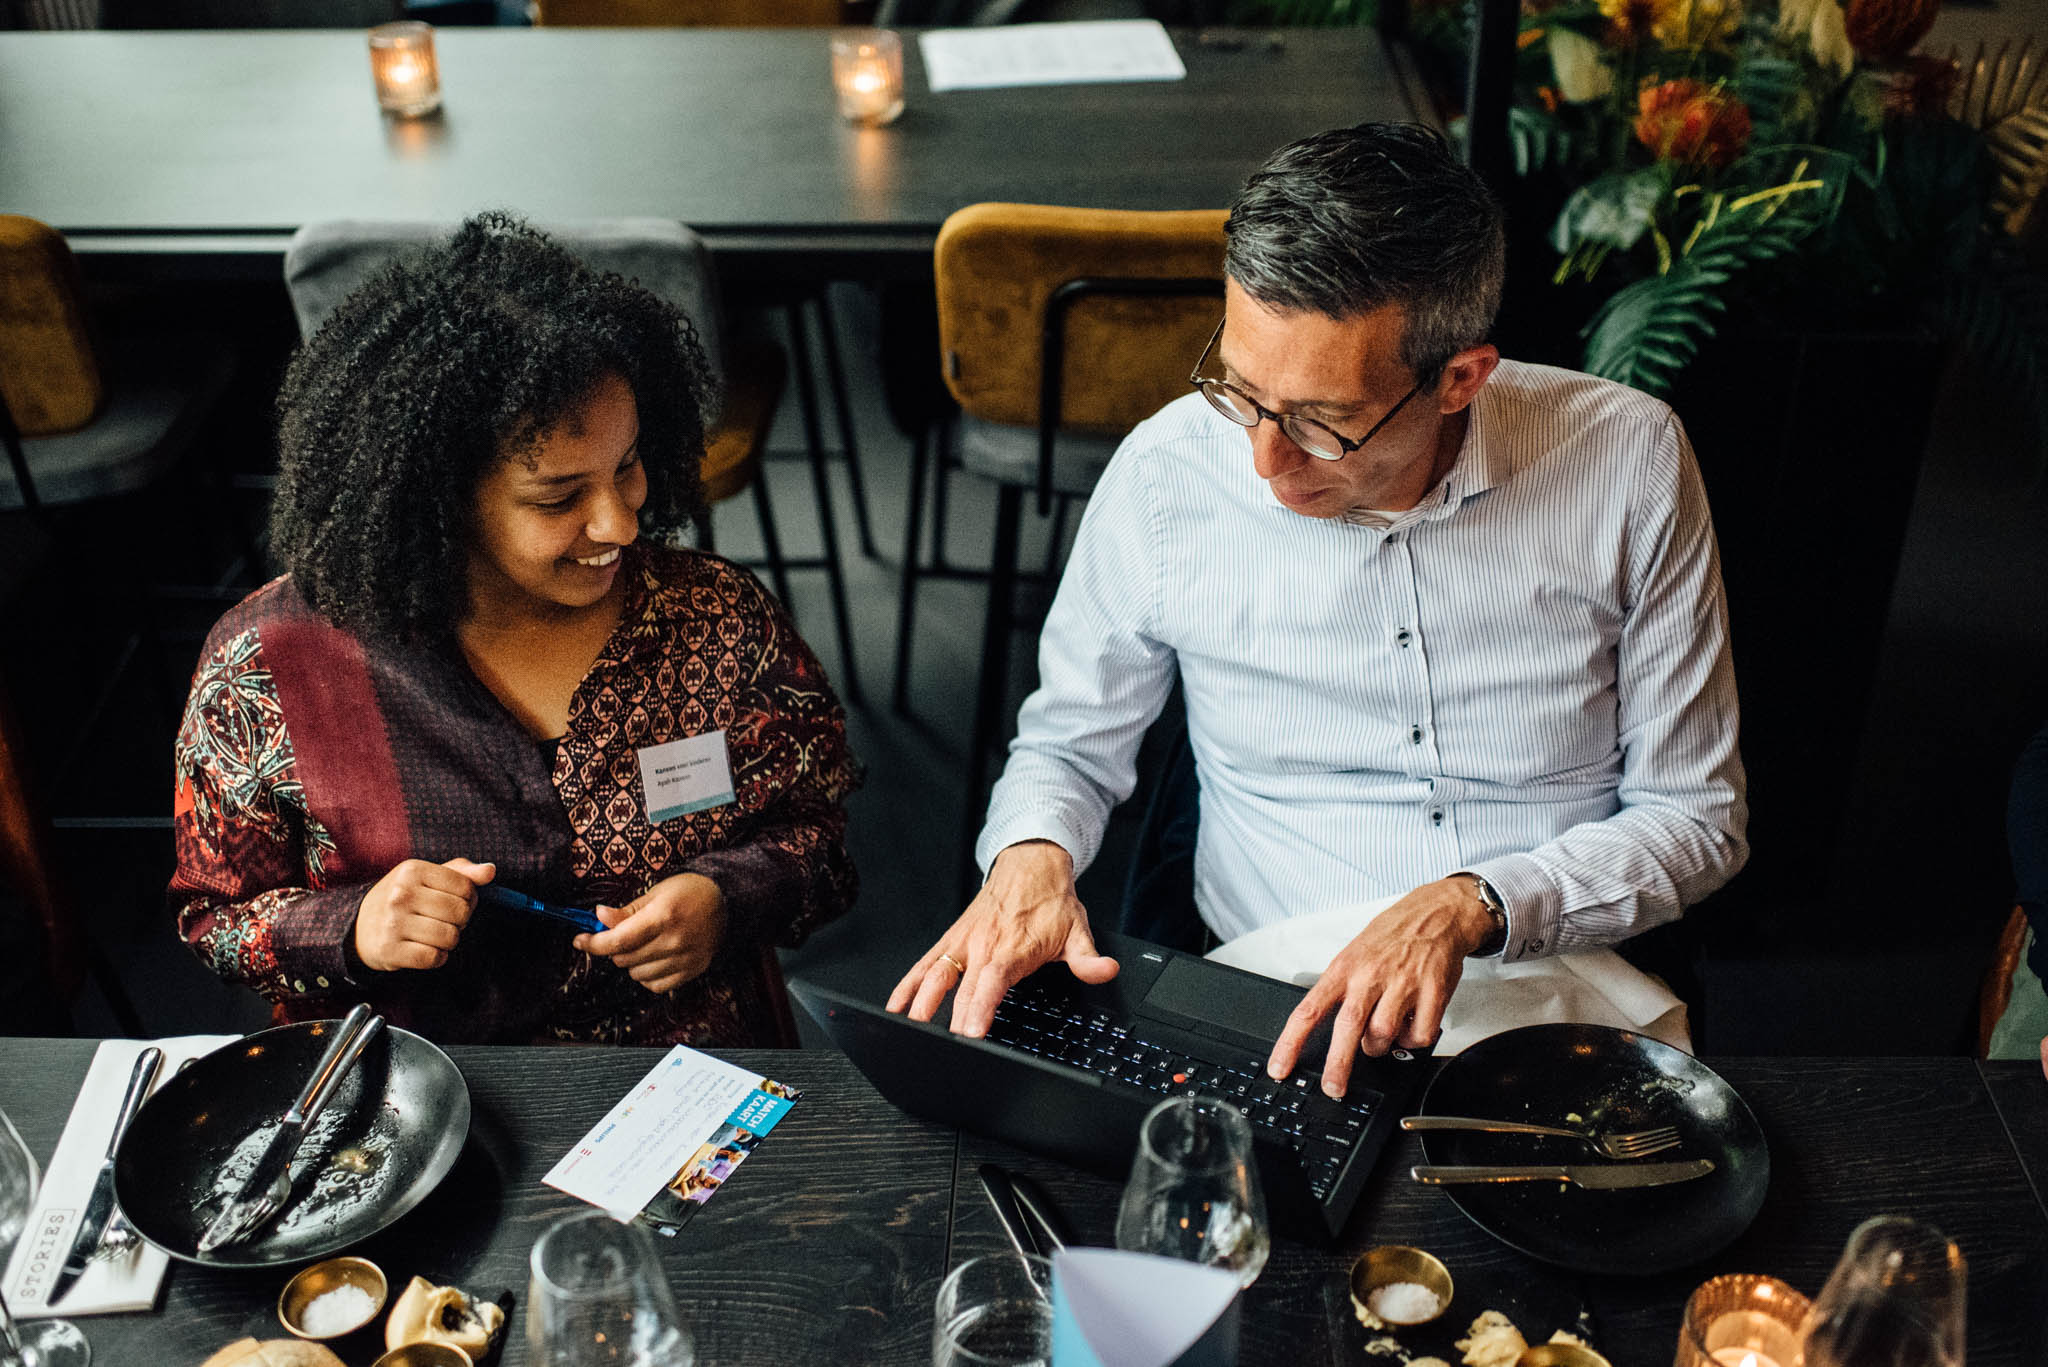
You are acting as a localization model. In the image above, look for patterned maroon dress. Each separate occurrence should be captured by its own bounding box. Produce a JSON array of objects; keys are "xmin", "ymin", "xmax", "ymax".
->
[{"xmin": 170, "ymin": 544, "xmax": 859, "ymax": 1046}]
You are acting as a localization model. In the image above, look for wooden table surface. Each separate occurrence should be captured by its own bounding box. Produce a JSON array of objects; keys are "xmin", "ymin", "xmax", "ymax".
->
[
  {"xmin": 6, "ymin": 1039, "xmax": 2046, "ymax": 1366},
  {"xmin": 0, "ymin": 27, "xmax": 1424, "ymax": 281}
]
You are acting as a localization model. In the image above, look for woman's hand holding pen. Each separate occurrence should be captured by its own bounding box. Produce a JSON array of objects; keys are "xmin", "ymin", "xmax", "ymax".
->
[
  {"xmin": 578, "ymin": 872, "xmax": 727, "ymax": 995},
  {"xmin": 355, "ymin": 857, "xmax": 496, "ymax": 971}
]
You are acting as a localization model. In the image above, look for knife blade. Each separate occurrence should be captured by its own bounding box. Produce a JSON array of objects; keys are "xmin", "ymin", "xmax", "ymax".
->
[
  {"xmin": 1410, "ymin": 1158, "xmax": 1715, "ymax": 1189},
  {"xmin": 198, "ymin": 1004, "xmax": 377, "ymax": 1254},
  {"xmin": 47, "ymin": 1045, "xmax": 164, "ymax": 1307}
]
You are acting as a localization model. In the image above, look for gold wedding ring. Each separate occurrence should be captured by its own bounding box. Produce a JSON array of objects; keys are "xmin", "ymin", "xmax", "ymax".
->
[{"xmin": 938, "ymin": 953, "xmax": 966, "ymax": 976}]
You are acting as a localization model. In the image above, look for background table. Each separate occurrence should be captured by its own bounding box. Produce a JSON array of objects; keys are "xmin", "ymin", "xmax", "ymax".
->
[
  {"xmin": 0, "ymin": 27, "xmax": 1426, "ymax": 282},
  {"xmin": 7, "ymin": 1040, "xmax": 2046, "ymax": 1365}
]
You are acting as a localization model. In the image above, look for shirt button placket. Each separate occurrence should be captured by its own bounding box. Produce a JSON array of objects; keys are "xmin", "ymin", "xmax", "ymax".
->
[{"xmin": 1391, "ymin": 533, "xmax": 1451, "ymax": 849}]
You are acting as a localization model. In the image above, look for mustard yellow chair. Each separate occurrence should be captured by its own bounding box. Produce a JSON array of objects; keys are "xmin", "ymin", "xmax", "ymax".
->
[
  {"xmin": 0, "ymin": 215, "xmax": 234, "ymax": 516},
  {"xmin": 896, "ymin": 203, "xmax": 1226, "ymax": 838}
]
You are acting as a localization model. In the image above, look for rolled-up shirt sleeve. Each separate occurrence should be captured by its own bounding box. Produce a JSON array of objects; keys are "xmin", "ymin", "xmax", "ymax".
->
[
  {"xmin": 977, "ymin": 445, "xmax": 1178, "ymax": 876},
  {"xmin": 1470, "ymin": 416, "xmax": 1747, "ymax": 961}
]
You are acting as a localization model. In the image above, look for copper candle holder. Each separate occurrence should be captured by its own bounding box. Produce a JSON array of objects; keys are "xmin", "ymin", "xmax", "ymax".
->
[{"xmin": 1674, "ymin": 1273, "xmax": 1812, "ymax": 1367}]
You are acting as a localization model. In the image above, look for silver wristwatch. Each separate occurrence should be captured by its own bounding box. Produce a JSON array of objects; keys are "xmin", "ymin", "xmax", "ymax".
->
[{"xmin": 1458, "ymin": 873, "xmax": 1508, "ymax": 957}]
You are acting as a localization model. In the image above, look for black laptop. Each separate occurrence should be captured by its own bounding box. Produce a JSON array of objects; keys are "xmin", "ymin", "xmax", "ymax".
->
[{"xmin": 789, "ymin": 928, "xmax": 1431, "ymax": 1243}]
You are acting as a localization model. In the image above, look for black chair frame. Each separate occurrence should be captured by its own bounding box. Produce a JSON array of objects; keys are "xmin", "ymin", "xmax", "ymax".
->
[{"xmin": 944, "ymin": 273, "xmax": 1224, "ymax": 889}]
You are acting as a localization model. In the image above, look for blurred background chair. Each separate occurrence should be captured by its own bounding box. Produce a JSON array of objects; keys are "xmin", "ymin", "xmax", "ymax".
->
[
  {"xmin": 0, "ymin": 211, "xmax": 237, "ymax": 795},
  {"xmin": 0, "ymin": 215, "xmax": 234, "ymax": 522},
  {"xmin": 282, "ymin": 217, "xmax": 865, "ymax": 697},
  {"xmin": 901, "ymin": 202, "xmax": 1225, "ymax": 876}
]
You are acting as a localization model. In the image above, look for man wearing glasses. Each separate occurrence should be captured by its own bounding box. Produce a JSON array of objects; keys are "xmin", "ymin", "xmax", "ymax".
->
[{"xmin": 890, "ymin": 122, "xmax": 1746, "ymax": 1095}]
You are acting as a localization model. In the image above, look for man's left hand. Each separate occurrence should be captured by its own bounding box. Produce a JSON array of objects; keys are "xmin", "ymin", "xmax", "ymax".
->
[
  {"xmin": 1265, "ymin": 877, "xmax": 1497, "ymax": 1097},
  {"xmin": 578, "ymin": 873, "xmax": 727, "ymax": 995}
]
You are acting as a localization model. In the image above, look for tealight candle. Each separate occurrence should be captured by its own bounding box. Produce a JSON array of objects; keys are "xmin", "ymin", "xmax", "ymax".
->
[
  {"xmin": 831, "ymin": 29, "xmax": 904, "ymax": 127},
  {"xmin": 369, "ymin": 21, "xmax": 442, "ymax": 118},
  {"xmin": 1676, "ymin": 1275, "xmax": 1811, "ymax": 1367}
]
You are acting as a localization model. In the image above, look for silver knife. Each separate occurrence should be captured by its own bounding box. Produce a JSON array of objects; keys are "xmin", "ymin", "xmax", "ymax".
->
[
  {"xmin": 47, "ymin": 1046, "xmax": 164, "ymax": 1307},
  {"xmin": 1411, "ymin": 1158, "xmax": 1715, "ymax": 1189},
  {"xmin": 198, "ymin": 1004, "xmax": 378, "ymax": 1254}
]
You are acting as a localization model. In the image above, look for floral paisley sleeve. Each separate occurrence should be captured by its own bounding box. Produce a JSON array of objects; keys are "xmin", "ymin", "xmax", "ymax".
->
[{"xmin": 170, "ymin": 626, "xmax": 365, "ymax": 1003}]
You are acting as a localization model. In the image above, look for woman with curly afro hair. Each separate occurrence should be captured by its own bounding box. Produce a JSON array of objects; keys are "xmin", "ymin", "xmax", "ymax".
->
[{"xmin": 169, "ymin": 214, "xmax": 860, "ymax": 1046}]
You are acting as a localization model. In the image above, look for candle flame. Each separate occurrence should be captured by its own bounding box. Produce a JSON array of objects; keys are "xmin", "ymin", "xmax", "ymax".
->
[
  {"xmin": 388, "ymin": 58, "xmax": 418, "ymax": 82},
  {"xmin": 852, "ymin": 70, "xmax": 883, "ymax": 93}
]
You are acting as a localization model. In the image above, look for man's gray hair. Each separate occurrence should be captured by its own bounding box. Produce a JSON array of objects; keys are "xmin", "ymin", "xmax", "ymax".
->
[{"xmin": 1224, "ymin": 123, "xmax": 1506, "ymax": 377}]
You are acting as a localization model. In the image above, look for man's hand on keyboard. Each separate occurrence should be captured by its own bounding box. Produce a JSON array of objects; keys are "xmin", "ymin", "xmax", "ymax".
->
[
  {"xmin": 1265, "ymin": 877, "xmax": 1495, "ymax": 1097},
  {"xmin": 886, "ymin": 839, "xmax": 1120, "ymax": 1037}
]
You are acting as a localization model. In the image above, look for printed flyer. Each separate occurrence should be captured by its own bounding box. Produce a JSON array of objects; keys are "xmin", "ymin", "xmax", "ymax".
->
[{"xmin": 543, "ymin": 1045, "xmax": 799, "ymax": 1232}]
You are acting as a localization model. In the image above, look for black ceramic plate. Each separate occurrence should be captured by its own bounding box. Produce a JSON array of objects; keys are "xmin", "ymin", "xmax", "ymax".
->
[
  {"xmin": 113, "ymin": 1019, "xmax": 471, "ymax": 1269},
  {"xmin": 1415, "ymin": 1023, "xmax": 1768, "ymax": 1276}
]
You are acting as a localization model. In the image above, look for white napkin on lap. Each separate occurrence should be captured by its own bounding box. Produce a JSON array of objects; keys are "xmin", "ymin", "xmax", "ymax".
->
[
  {"xmin": 1204, "ymin": 897, "xmax": 1691, "ymax": 1056},
  {"xmin": 5, "ymin": 1035, "xmax": 236, "ymax": 1317}
]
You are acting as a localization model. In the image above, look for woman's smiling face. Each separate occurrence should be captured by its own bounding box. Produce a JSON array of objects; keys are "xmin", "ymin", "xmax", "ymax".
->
[{"xmin": 466, "ymin": 372, "xmax": 646, "ymax": 623}]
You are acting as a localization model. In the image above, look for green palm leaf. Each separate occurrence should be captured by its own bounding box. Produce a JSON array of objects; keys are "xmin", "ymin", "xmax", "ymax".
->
[{"xmin": 1581, "ymin": 220, "xmax": 1810, "ymax": 394}]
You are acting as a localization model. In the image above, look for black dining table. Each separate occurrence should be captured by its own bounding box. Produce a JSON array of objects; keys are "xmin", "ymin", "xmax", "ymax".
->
[
  {"xmin": 0, "ymin": 25, "xmax": 1428, "ymax": 284},
  {"xmin": 5, "ymin": 1037, "xmax": 2047, "ymax": 1366}
]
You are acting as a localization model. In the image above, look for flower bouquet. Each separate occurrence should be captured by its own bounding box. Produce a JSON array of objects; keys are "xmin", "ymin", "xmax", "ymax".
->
[{"xmin": 1257, "ymin": 0, "xmax": 2048, "ymax": 444}]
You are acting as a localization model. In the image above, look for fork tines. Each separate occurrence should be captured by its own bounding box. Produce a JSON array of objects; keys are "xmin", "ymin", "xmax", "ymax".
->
[{"xmin": 1609, "ymin": 1125, "xmax": 1682, "ymax": 1158}]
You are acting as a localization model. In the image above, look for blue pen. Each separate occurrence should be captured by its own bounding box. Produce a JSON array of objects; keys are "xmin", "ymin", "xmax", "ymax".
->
[{"xmin": 477, "ymin": 883, "xmax": 606, "ymax": 935}]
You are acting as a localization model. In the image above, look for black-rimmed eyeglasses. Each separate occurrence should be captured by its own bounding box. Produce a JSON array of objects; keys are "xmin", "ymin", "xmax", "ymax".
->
[{"xmin": 1188, "ymin": 318, "xmax": 1431, "ymax": 462}]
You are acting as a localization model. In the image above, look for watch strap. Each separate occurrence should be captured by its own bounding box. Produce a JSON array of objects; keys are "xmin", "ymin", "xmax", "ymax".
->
[{"xmin": 1459, "ymin": 872, "xmax": 1508, "ymax": 957}]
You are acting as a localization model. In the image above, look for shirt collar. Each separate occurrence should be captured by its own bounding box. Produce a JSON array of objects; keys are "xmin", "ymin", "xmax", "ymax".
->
[{"xmin": 1252, "ymin": 376, "xmax": 1509, "ymax": 531}]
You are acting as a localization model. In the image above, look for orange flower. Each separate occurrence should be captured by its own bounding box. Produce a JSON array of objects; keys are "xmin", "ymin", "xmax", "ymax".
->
[
  {"xmin": 1843, "ymin": 0, "xmax": 1941, "ymax": 61},
  {"xmin": 1634, "ymin": 78, "xmax": 1755, "ymax": 168}
]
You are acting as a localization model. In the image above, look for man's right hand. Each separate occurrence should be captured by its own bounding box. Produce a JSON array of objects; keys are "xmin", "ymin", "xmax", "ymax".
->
[
  {"xmin": 886, "ymin": 840, "xmax": 1119, "ymax": 1037},
  {"xmin": 354, "ymin": 857, "xmax": 495, "ymax": 972}
]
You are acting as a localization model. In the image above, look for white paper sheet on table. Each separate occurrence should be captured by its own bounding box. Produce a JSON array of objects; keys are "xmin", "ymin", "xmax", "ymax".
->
[
  {"xmin": 919, "ymin": 21, "xmax": 1187, "ymax": 93},
  {"xmin": 1051, "ymin": 1248, "xmax": 1240, "ymax": 1367},
  {"xmin": 1205, "ymin": 895, "xmax": 1692, "ymax": 1056},
  {"xmin": 4, "ymin": 1035, "xmax": 237, "ymax": 1317},
  {"xmin": 543, "ymin": 1045, "xmax": 791, "ymax": 1223}
]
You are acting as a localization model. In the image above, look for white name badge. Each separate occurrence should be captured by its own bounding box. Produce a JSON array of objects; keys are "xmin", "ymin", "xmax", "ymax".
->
[{"xmin": 638, "ymin": 731, "xmax": 736, "ymax": 824}]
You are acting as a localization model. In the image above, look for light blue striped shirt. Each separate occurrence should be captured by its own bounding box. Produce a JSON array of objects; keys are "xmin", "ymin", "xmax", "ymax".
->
[{"xmin": 978, "ymin": 360, "xmax": 1747, "ymax": 962}]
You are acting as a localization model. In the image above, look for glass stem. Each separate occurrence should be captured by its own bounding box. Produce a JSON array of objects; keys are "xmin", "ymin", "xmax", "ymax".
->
[{"xmin": 0, "ymin": 1286, "xmax": 27, "ymax": 1365}]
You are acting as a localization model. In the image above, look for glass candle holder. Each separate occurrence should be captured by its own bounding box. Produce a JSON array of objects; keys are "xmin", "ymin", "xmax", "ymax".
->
[
  {"xmin": 369, "ymin": 21, "xmax": 442, "ymax": 118},
  {"xmin": 1675, "ymin": 1274, "xmax": 1813, "ymax": 1367},
  {"xmin": 831, "ymin": 29, "xmax": 904, "ymax": 128}
]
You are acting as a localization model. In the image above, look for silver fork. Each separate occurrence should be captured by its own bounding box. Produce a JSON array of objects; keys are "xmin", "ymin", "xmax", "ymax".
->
[
  {"xmin": 1400, "ymin": 1115, "xmax": 1683, "ymax": 1159},
  {"xmin": 88, "ymin": 1214, "xmax": 138, "ymax": 1264},
  {"xmin": 93, "ymin": 1056, "xmax": 199, "ymax": 1264}
]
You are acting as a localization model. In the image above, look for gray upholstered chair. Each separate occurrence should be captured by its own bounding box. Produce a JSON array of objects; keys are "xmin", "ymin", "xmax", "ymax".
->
[
  {"xmin": 0, "ymin": 217, "xmax": 233, "ymax": 517},
  {"xmin": 283, "ymin": 218, "xmax": 863, "ymax": 703}
]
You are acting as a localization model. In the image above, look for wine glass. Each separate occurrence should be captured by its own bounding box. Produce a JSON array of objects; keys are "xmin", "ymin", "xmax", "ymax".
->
[
  {"xmin": 1113, "ymin": 1096, "xmax": 1270, "ymax": 1288},
  {"xmin": 931, "ymin": 1253, "xmax": 1053, "ymax": 1367},
  {"xmin": 527, "ymin": 1209, "xmax": 695, "ymax": 1367},
  {"xmin": 0, "ymin": 1110, "xmax": 89, "ymax": 1367},
  {"xmin": 1800, "ymin": 1215, "xmax": 1967, "ymax": 1367}
]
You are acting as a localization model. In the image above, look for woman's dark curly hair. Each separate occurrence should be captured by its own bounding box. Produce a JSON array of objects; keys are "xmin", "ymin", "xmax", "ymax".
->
[{"xmin": 271, "ymin": 211, "xmax": 714, "ymax": 641}]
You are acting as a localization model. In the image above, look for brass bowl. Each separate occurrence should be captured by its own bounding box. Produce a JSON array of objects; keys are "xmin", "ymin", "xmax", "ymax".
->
[
  {"xmin": 278, "ymin": 1256, "xmax": 388, "ymax": 1341},
  {"xmin": 371, "ymin": 1345, "xmax": 474, "ymax": 1367},
  {"xmin": 1347, "ymin": 1244, "xmax": 1454, "ymax": 1327},
  {"xmin": 1519, "ymin": 1344, "xmax": 1613, "ymax": 1367}
]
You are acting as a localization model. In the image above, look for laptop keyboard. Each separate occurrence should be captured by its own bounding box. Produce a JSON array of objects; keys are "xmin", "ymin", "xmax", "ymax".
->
[{"xmin": 985, "ymin": 980, "xmax": 1380, "ymax": 1201}]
